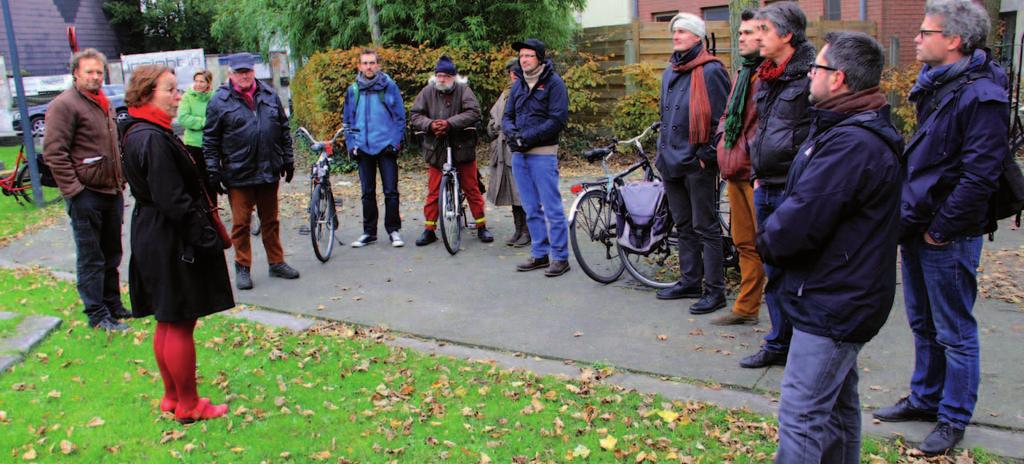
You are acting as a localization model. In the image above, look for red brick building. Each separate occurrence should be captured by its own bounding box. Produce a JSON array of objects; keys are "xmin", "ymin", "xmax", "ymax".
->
[{"xmin": 637, "ymin": 0, "xmax": 926, "ymax": 66}]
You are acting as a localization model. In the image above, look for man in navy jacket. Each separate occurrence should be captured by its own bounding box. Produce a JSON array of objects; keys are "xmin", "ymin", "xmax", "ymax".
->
[
  {"xmin": 756, "ymin": 32, "xmax": 903, "ymax": 463},
  {"xmin": 873, "ymin": 0, "xmax": 1009, "ymax": 456},
  {"xmin": 502, "ymin": 39, "xmax": 572, "ymax": 277}
]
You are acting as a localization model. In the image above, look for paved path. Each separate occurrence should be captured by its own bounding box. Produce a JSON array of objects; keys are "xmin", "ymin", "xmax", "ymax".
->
[{"xmin": 2, "ymin": 169, "xmax": 1023, "ymax": 434}]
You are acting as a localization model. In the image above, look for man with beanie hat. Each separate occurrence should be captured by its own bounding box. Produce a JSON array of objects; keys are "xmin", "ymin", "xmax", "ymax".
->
[
  {"xmin": 409, "ymin": 55, "xmax": 492, "ymax": 246},
  {"xmin": 503, "ymin": 38, "xmax": 572, "ymax": 277},
  {"xmin": 654, "ymin": 13, "xmax": 732, "ymax": 315},
  {"xmin": 711, "ymin": 8, "xmax": 767, "ymax": 326}
]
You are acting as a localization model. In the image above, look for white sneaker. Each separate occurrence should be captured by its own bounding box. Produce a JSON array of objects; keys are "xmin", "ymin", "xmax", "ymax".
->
[
  {"xmin": 351, "ymin": 234, "xmax": 377, "ymax": 248},
  {"xmin": 389, "ymin": 231, "xmax": 405, "ymax": 247}
]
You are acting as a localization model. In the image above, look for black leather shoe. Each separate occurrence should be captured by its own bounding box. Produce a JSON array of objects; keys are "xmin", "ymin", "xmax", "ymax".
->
[
  {"xmin": 655, "ymin": 282, "xmax": 702, "ymax": 300},
  {"xmin": 516, "ymin": 256, "xmax": 549, "ymax": 272},
  {"xmin": 873, "ymin": 397, "xmax": 938, "ymax": 423},
  {"xmin": 918, "ymin": 422, "xmax": 964, "ymax": 456},
  {"xmin": 689, "ymin": 293, "xmax": 726, "ymax": 314},
  {"xmin": 739, "ymin": 348, "xmax": 787, "ymax": 368},
  {"xmin": 269, "ymin": 262, "xmax": 300, "ymax": 279},
  {"xmin": 89, "ymin": 316, "xmax": 129, "ymax": 331},
  {"xmin": 416, "ymin": 229, "xmax": 437, "ymax": 246},
  {"xmin": 544, "ymin": 260, "xmax": 571, "ymax": 277},
  {"xmin": 235, "ymin": 263, "xmax": 253, "ymax": 290},
  {"xmin": 109, "ymin": 306, "xmax": 132, "ymax": 320},
  {"xmin": 477, "ymin": 226, "xmax": 494, "ymax": 243}
]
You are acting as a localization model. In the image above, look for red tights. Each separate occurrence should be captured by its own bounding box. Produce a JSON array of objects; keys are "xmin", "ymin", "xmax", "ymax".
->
[{"xmin": 153, "ymin": 320, "xmax": 227, "ymax": 422}]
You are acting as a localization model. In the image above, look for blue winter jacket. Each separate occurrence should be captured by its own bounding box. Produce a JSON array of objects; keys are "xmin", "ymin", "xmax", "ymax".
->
[
  {"xmin": 901, "ymin": 57, "xmax": 1010, "ymax": 242},
  {"xmin": 203, "ymin": 80, "xmax": 293, "ymax": 187},
  {"xmin": 756, "ymin": 104, "xmax": 904, "ymax": 343},
  {"xmin": 343, "ymin": 73, "xmax": 406, "ymax": 156},
  {"xmin": 502, "ymin": 60, "xmax": 569, "ymax": 151}
]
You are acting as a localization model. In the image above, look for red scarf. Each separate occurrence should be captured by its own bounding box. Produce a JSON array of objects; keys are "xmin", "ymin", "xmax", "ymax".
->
[
  {"xmin": 672, "ymin": 49, "xmax": 722, "ymax": 144},
  {"xmin": 232, "ymin": 79, "xmax": 257, "ymax": 110},
  {"xmin": 128, "ymin": 103, "xmax": 173, "ymax": 129},
  {"xmin": 757, "ymin": 52, "xmax": 794, "ymax": 82},
  {"xmin": 83, "ymin": 89, "xmax": 110, "ymax": 115}
]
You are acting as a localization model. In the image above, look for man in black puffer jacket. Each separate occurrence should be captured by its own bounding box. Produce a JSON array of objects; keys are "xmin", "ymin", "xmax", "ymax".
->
[
  {"xmin": 204, "ymin": 53, "xmax": 298, "ymax": 290},
  {"xmin": 739, "ymin": 2, "xmax": 816, "ymax": 370}
]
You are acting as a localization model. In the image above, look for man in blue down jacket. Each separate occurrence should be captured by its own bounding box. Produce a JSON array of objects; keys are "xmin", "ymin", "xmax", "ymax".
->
[
  {"xmin": 502, "ymin": 38, "xmax": 572, "ymax": 277},
  {"xmin": 873, "ymin": 0, "xmax": 1009, "ymax": 456},
  {"xmin": 756, "ymin": 32, "xmax": 903, "ymax": 463},
  {"xmin": 653, "ymin": 13, "xmax": 732, "ymax": 315},
  {"xmin": 204, "ymin": 53, "xmax": 298, "ymax": 290}
]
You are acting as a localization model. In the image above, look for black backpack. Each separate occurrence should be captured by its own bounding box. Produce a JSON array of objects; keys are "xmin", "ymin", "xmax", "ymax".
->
[{"xmin": 984, "ymin": 151, "xmax": 1024, "ymax": 238}]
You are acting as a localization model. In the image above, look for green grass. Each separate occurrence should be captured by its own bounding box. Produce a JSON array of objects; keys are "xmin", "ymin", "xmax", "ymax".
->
[
  {"xmin": 0, "ymin": 145, "xmax": 62, "ymax": 243},
  {"xmin": 0, "ymin": 313, "xmax": 24, "ymax": 341}
]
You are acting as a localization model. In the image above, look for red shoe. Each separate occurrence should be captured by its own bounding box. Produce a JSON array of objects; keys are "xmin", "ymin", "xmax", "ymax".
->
[
  {"xmin": 174, "ymin": 398, "xmax": 228, "ymax": 424},
  {"xmin": 159, "ymin": 397, "xmax": 177, "ymax": 413}
]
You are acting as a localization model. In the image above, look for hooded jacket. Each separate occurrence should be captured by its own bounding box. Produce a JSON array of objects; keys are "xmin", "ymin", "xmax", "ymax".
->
[
  {"xmin": 203, "ymin": 80, "xmax": 293, "ymax": 187},
  {"xmin": 178, "ymin": 88, "xmax": 211, "ymax": 148},
  {"xmin": 343, "ymin": 72, "xmax": 406, "ymax": 156},
  {"xmin": 750, "ymin": 41, "xmax": 816, "ymax": 187},
  {"xmin": 756, "ymin": 104, "xmax": 904, "ymax": 343},
  {"xmin": 409, "ymin": 76, "xmax": 482, "ymax": 168},
  {"xmin": 502, "ymin": 60, "xmax": 569, "ymax": 152}
]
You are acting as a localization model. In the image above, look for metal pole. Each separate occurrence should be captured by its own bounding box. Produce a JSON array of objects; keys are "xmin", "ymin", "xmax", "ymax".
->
[{"xmin": 2, "ymin": 0, "xmax": 44, "ymax": 207}]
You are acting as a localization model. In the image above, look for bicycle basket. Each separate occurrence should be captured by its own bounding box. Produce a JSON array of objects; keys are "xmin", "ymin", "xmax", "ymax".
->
[{"xmin": 615, "ymin": 181, "xmax": 670, "ymax": 255}]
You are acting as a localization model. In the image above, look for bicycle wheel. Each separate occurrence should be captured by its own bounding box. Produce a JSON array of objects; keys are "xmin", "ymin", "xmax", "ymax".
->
[
  {"xmin": 439, "ymin": 173, "xmax": 462, "ymax": 255},
  {"xmin": 309, "ymin": 183, "xmax": 336, "ymax": 262},
  {"xmin": 620, "ymin": 233, "xmax": 679, "ymax": 289},
  {"xmin": 13, "ymin": 165, "xmax": 60, "ymax": 206},
  {"xmin": 569, "ymin": 189, "xmax": 625, "ymax": 283}
]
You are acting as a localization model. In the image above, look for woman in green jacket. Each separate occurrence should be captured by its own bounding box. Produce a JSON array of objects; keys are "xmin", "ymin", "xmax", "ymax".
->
[{"xmin": 177, "ymin": 70, "xmax": 213, "ymax": 177}]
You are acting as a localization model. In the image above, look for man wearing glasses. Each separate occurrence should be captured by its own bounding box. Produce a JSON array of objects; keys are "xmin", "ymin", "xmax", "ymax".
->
[
  {"xmin": 205, "ymin": 52, "xmax": 299, "ymax": 290},
  {"xmin": 874, "ymin": 0, "xmax": 1009, "ymax": 456}
]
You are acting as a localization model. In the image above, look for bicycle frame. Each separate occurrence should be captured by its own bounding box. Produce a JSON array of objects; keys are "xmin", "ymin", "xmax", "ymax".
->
[{"xmin": 568, "ymin": 122, "xmax": 661, "ymax": 223}]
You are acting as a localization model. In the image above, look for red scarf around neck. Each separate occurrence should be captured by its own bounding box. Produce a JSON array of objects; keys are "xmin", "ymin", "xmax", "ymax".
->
[
  {"xmin": 128, "ymin": 103, "xmax": 173, "ymax": 129},
  {"xmin": 232, "ymin": 79, "xmax": 257, "ymax": 110},
  {"xmin": 671, "ymin": 49, "xmax": 722, "ymax": 144},
  {"xmin": 83, "ymin": 89, "xmax": 110, "ymax": 115},
  {"xmin": 757, "ymin": 51, "xmax": 794, "ymax": 82}
]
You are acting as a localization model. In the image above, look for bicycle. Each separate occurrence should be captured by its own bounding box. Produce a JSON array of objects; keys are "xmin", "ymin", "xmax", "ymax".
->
[
  {"xmin": 0, "ymin": 145, "xmax": 60, "ymax": 206},
  {"xmin": 295, "ymin": 126, "xmax": 344, "ymax": 262},
  {"xmin": 569, "ymin": 122, "xmax": 737, "ymax": 289},
  {"xmin": 414, "ymin": 128, "xmax": 477, "ymax": 256}
]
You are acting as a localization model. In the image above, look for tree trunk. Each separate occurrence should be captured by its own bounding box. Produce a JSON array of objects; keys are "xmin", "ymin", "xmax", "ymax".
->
[{"xmin": 366, "ymin": 0, "xmax": 381, "ymax": 45}]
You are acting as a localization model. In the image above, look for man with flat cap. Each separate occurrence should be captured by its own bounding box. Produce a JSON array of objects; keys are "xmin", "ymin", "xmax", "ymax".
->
[{"xmin": 204, "ymin": 52, "xmax": 299, "ymax": 290}]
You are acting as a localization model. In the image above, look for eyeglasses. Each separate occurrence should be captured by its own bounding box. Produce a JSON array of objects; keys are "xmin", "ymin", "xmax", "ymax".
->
[
  {"xmin": 158, "ymin": 87, "xmax": 182, "ymax": 95},
  {"xmin": 808, "ymin": 63, "xmax": 838, "ymax": 77},
  {"xmin": 918, "ymin": 29, "xmax": 944, "ymax": 37}
]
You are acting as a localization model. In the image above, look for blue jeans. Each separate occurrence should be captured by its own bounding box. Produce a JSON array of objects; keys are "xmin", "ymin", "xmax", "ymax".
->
[
  {"xmin": 777, "ymin": 329, "xmax": 864, "ymax": 464},
  {"xmin": 356, "ymin": 150, "xmax": 401, "ymax": 236},
  {"xmin": 511, "ymin": 153, "xmax": 568, "ymax": 261},
  {"xmin": 754, "ymin": 185, "xmax": 791, "ymax": 353},
  {"xmin": 900, "ymin": 235, "xmax": 983, "ymax": 428},
  {"xmin": 65, "ymin": 190, "xmax": 125, "ymax": 322}
]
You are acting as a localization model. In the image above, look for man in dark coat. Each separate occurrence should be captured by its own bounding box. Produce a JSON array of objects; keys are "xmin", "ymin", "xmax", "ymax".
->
[
  {"xmin": 410, "ymin": 56, "xmax": 493, "ymax": 246},
  {"xmin": 653, "ymin": 13, "xmax": 731, "ymax": 315},
  {"xmin": 502, "ymin": 39, "xmax": 572, "ymax": 277},
  {"xmin": 204, "ymin": 53, "xmax": 298, "ymax": 290},
  {"xmin": 740, "ymin": 1, "xmax": 816, "ymax": 369},
  {"xmin": 873, "ymin": 0, "xmax": 1010, "ymax": 456},
  {"xmin": 756, "ymin": 32, "xmax": 903, "ymax": 463}
]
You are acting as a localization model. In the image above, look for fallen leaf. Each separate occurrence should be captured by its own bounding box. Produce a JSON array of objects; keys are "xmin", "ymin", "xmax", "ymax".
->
[
  {"xmin": 599, "ymin": 435, "xmax": 617, "ymax": 451},
  {"xmin": 479, "ymin": 452, "xmax": 492, "ymax": 464},
  {"xmin": 656, "ymin": 410, "xmax": 679, "ymax": 422},
  {"xmin": 573, "ymin": 331, "xmax": 583, "ymax": 337},
  {"xmin": 656, "ymin": 334, "xmax": 668, "ymax": 341},
  {"xmin": 21, "ymin": 448, "xmax": 37, "ymax": 460},
  {"xmin": 59, "ymin": 440, "xmax": 76, "ymax": 455},
  {"xmin": 86, "ymin": 417, "xmax": 105, "ymax": 427},
  {"xmin": 572, "ymin": 444, "xmax": 591, "ymax": 458}
]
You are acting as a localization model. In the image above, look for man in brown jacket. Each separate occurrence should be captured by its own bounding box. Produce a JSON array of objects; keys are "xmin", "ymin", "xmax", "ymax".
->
[
  {"xmin": 711, "ymin": 9, "xmax": 767, "ymax": 327},
  {"xmin": 43, "ymin": 48, "xmax": 128, "ymax": 331},
  {"xmin": 409, "ymin": 55, "xmax": 493, "ymax": 246}
]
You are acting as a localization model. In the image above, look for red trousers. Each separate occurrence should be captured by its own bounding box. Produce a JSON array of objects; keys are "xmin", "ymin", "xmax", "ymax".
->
[{"xmin": 423, "ymin": 160, "xmax": 486, "ymax": 230}]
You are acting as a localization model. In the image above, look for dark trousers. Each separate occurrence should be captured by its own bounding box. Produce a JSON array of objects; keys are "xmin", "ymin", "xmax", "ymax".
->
[
  {"xmin": 356, "ymin": 150, "xmax": 401, "ymax": 236},
  {"xmin": 66, "ymin": 189, "xmax": 125, "ymax": 322},
  {"xmin": 755, "ymin": 185, "xmax": 793, "ymax": 353},
  {"xmin": 663, "ymin": 167, "xmax": 724, "ymax": 296}
]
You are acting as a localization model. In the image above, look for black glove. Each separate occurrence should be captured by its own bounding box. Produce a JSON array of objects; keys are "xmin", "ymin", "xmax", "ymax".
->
[
  {"xmin": 508, "ymin": 136, "xmax": 527, "ymax": 152},
  {"xmin": 207, "ymin": 173, "xmax": 228, "ymax": 195},
  {"xmin": 282, "ymin": 163, "xmax": 295, "ymax": 183},
  {"xmin": 349, "ymin": 147, "xmax": 359, "ymax": 162}
]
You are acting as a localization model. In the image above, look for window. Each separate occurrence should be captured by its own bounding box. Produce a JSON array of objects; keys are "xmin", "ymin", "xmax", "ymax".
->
[
  {"xmin": 702, "ymin": 6, "xmax": 729, "ymax": 22},
  {"xmin": 652, "ymin": 10, "xmax": 678, "ymax": 22},
  {"xmin": 824, "ymin": 0, "xmax": 841, "ymax": 20}
]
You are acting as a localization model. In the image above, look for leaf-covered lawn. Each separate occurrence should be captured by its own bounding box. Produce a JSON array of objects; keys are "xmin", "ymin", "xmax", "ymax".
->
[{"xmin": 0, "ymin": 267, "xmax": 1001, "ymax": 463}]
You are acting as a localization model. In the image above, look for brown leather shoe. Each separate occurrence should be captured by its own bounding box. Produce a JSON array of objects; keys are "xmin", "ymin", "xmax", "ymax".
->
[
  {"xmin": 516, "ymin": 256, "xmax": 549, "ymax": 272},
  {"xmin": 544, "ymin": 260, "xmax": 571, "ymax": 277},
  {"xmin": 710, "ymin": 312, "xmax": 759, "ymax": 326}
]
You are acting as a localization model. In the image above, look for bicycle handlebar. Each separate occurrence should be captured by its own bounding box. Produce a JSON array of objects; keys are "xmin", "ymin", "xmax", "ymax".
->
[
  {"xmin": 581, "ymin": 121, "xmax": 661, "ymax": 163},
  {"xmin": 296, "ymin": 126, "xmax": 345, "ymax": 153}
]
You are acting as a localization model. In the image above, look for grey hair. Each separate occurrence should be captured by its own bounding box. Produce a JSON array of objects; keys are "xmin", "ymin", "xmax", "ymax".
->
[
  {"xmin": 755, "ymin": 2, "xmax": 808, "ymax": 46},
  {"xmin": 925, "ymin": 0, "xmax": 990, "ymax": 55},
  {"xmin": 70, "ymin": 48, "xmax": 107, "ymax": 73},
  {"xmin": 823, "ymin": 32, "xmax": 885, "ymax": 91}
]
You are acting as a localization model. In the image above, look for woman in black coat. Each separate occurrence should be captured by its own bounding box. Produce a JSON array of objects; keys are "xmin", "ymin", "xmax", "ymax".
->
[{"xmin": 121, "ymin": 64, "xmax": 234, "ymax": 424}]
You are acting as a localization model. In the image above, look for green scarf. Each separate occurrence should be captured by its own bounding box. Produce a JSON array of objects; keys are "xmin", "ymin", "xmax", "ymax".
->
[{"xmin": 723, "ymin": 55, "xmax": 764, "ymax": 149}]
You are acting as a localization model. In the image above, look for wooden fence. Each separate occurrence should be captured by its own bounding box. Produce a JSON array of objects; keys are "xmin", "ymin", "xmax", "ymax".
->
[{"xmin": 577, "ymin": 20, "xmax": 877, "ymax": 122}]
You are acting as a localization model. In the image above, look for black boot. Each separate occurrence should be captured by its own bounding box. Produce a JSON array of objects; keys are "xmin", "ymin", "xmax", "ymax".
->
[
  {"xmin": 235, "ymin": 262, "xmax": 253, "ymax": 290},
  {"xmin": 507, "ymin": 206, "xmax": 525, "ymax": 246}
]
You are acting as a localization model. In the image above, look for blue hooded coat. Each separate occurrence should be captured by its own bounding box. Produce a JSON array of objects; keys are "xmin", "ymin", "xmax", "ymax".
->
[{"xmin": 343, "ymin": 72, "xmax": 406, "ymax": 156}]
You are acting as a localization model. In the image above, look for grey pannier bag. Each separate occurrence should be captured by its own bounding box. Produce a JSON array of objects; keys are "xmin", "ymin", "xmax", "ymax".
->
[{"xmin": 616, "ymin": 181, "xmax": 670, "ymax": 255}]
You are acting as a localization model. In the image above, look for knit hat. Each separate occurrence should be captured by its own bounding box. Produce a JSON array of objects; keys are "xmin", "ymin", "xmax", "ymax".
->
[
  {"xmin": 512, "ymin": 38, "xmax": 547, "ymax": 62},
  {"xmin": 669, "ymin": 13, "xmax": 706, "ymax": 38},
  {"xmin": 435, "ymin": 55, "xmax": 457, "ymax": 75},
  {"xmin": 505, "ymin": 58, "xmax": 519, "ymax": 72}
]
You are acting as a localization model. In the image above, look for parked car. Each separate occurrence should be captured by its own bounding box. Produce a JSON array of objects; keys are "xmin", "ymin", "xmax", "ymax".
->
[{"xmin": 12, "ymin": 85, "xmax": 128, "ymax": 137}]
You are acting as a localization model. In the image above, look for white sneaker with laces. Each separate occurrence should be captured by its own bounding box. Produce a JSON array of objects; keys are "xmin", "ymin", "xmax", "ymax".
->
[
  {"xmin": 389, "ymin": 231, "xmax": 405, "ymax": 247},
  {"xmin": 351, "ymin": 234, "xmax": 377, "ymax": 248}
]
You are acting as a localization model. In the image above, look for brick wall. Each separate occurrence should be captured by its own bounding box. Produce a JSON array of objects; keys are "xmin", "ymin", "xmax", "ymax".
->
[{"xmin": 0, "ymin": 0, "xmax": 120, "ymax": 76}]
